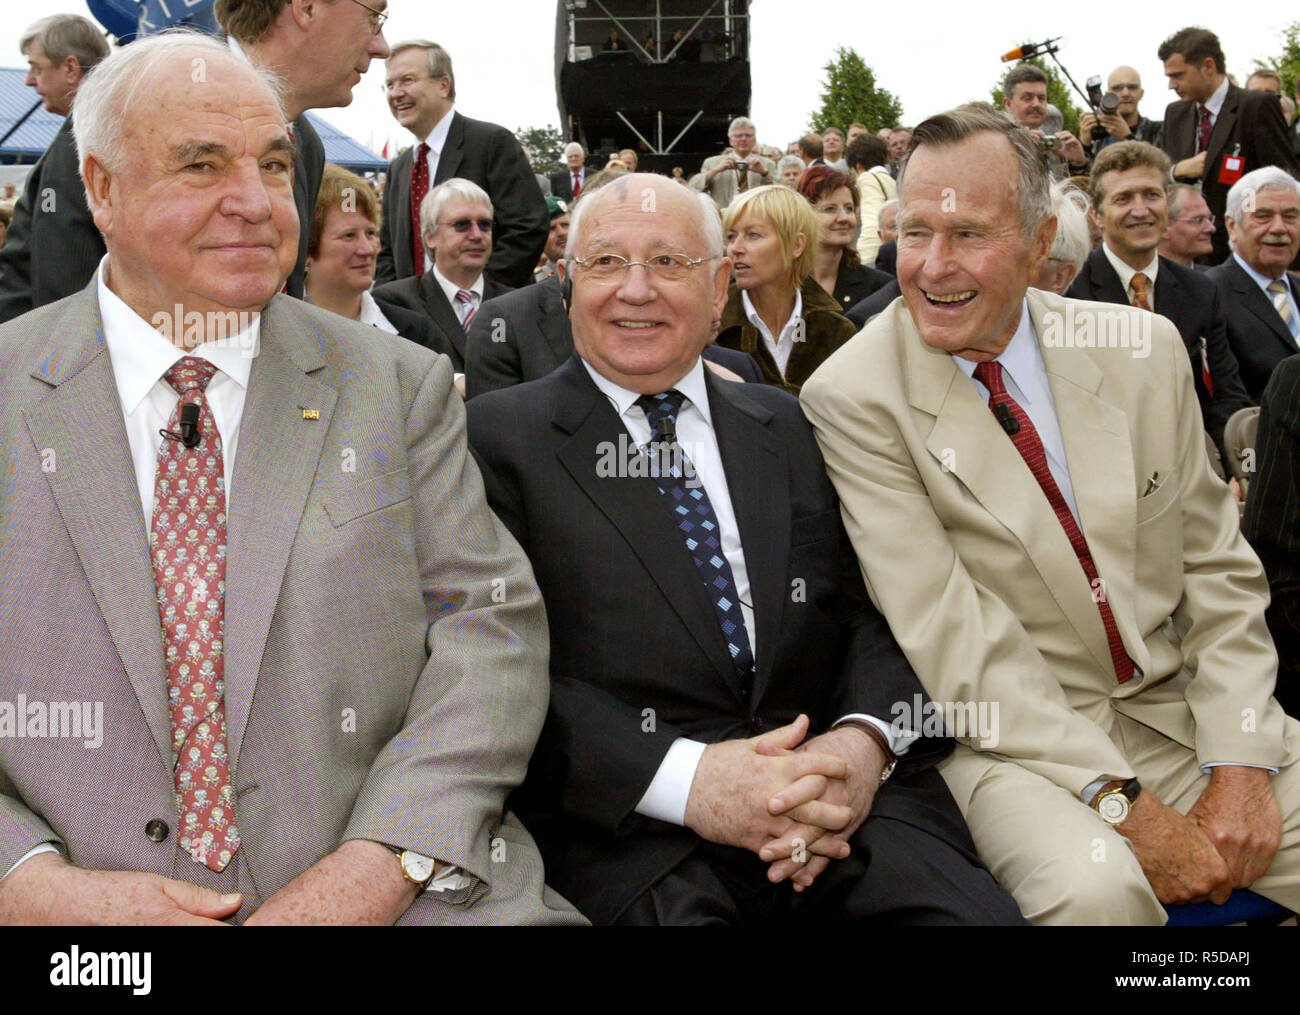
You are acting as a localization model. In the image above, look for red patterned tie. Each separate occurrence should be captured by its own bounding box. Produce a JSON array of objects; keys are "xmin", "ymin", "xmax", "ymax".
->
[
  {"xmin": 1129, "ymin": 272, "xmax": 1151, "ymax": 312},
  {"xmin": 455, "ymin": 289, "xmax": 477, "ymax": 331},
  {"xmin": 151, "ymin": 357, "xmax": 240, "ymax": 870},
  {"xmin": 1196, "ymin": 104, "xmax": 1212, "ymax": 153},
  {"xmin": 410, "ymin": 142, "xmax": 431, "ymax": 276},
  {"xmin": 973, "ymin": 361, "xmax": 1134, "ymax": 683}
]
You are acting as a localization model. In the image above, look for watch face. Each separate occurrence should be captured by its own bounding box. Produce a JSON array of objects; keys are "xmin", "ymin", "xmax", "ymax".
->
[
  {"xmin": 1098, "ymin": 793, "xmax": 1130, "ymax": 825},
  {"xmin": 403, "ymin": 853, "xmax": 435, "ymax": 882}
]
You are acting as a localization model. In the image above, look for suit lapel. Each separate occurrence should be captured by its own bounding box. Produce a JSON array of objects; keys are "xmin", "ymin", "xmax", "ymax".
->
[
  {"xmin": 1228, "ymin": 259, "xmax": 1298, "ymax": 354},
  {"xmin": 1205, "ymin": 86, "xmax": 1239, "ymax": 170},
  {"xmin": 551, "ymin": 360, "xmax": 743, "ymax": 698},
  {"xmin": 1087, "ymin": 250, "xmax": 1130, "ymax": 306},
  {"xmin": 434, "ymin": 112, "xmax": 464, "ymax": 184},
  {"xmin": 394, "ymin": 147, "xmax": 413, "ymax": 277},
  {"xmin": 22, "ymin": 287, "xmax": 172, "ymax": 769},
  {"xmin": 420, "ymin": 276, "xmax": 468, "ymax": 362},
  {"xmin": 220, "ymin": 298, "xmax": 337, "ymax": 773},
  {"xmin": 538, "ymin": 278, "xmax": 576, "ymax": 367},
  {"xmin": 708, "ymin": 375, "xmax": 788, "ymax": 705}
]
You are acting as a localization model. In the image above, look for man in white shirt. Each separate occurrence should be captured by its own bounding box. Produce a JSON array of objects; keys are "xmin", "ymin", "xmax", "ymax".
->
[
  {"xmin": 802, "ymin": 103, "xmax": 1300, "ymax": 924},
  {"xmin": 465, "ymin": 173, "xmax": 1022, "ymax": 925},
  {"xmin": 0, "ymin": 30, "xmax": 580, "ymax": 927}
]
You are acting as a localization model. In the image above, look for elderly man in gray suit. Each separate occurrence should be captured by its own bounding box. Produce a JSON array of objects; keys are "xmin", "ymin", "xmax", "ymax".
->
[{"xmin": 0, "ymin": 31, "xmax": 581, "ymax": 927}]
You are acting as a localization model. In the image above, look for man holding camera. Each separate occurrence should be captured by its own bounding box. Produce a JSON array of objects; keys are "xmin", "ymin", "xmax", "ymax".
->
[
  {"xmin": 693, "ymin": 117, "xmax": 777, "ymax": 209},
  {"xmin": 1079, "ymin": 67, "xmax": 1162, "ymax": 158},
  {"xmin": 1002, "ymin": 64, "xmax": 1089, "ymax": 180}
]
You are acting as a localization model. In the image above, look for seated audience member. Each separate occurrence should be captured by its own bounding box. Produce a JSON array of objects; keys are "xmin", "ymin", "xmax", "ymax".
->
[
  {"xmin": 534, "ymin": 196, "xmax": 570, "ymax": 283},
  {"xmin": 465, "ymin": 171, "xmax": 761, "ymax": 397},
  {"xmin": 1206, "ymin": 168, "xmax": 1300, "ymax": 404},
  {"xmin": 847, "ymin": 134, "xmax": 897, "ymax": 265},
  {"xmin": 1243, "ymin": 357, "xmax": 1300, "ymax": 717},
  {"xmin": 1159, "ymin": 184, "xmax": 1217, "ymax": 267},
  {"xmin": 1067, "ymin": 141, "xmax": 1250, "ymax": 457},
  {"xmin": 1035, "ymin": 182, "xmax": 1091, "ymax": 295},
  {"xmin": 465, "ymin": 173, "xmax": 1024, "ymax": 927},
  {"xmin": 801, "ymin": 103, "xmax": 1300, "ymax": 925},
  {"xmin": 821, "ymin": 127, "xmax": 848, "ymax": 172},
  {"xmin": 372, "ymin": 178, "xmax": 512, "ymax": 377},
  {"xmin": 798, "ymin": 166, "xmax": 893, "ymax": 314},
  {"xmin": 306, "ymin": 164, "xmax": 439, "ymax": 351},
  {"xmin": 776, "ymin": 155, "xmax": 806, "ymax": 189},
  {"xmin": 874, "ymin": 199, "xmax": 900, "ymax": 274},
  {"xmin": 717, "ymin": 185, "xmax": 858, "ymax": 395},
  {"xmin": 0, "ymin": 29, "xmax": 580, "ymax": 928},
  {"xmin": 619, "ymin": 149, "xmax": 639, "ymax": 172},
  {"xmin": 602, "ymin": 29, "xmax": 625, "ymax": 53},
  {"xmin": 797, "ymin": 133, "xmax": 824, "ymax": 166}
]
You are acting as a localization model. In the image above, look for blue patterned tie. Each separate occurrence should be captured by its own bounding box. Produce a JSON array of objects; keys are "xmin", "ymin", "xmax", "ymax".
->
[{"xmin": 637, "ymin": 391, "xmax": 755, "ymax": 684}]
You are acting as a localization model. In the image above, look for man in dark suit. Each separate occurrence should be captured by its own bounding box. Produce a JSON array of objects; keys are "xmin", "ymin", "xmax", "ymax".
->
[
  {"xmin": 1157, "ymin": 27, "xmax": 1300, "ymax": 265},
  {"xmin": 375, "ymin": 40, "xmax": 547, "ymax": 290},
  {"xmin": 1067, "ymin": 141, "xmax": 1250, "ymax": 455},
  {"xmin": 1206, "ymin": 168, "xmax": 1300, "ymax": 403},
  {"xmin": 1243, "ymin": 357, "xmax": 1300, "ymax": 718},
  {"xmin": 549, "ymin": 143, "xmax": 588, "ymax": 202},
  {"xmin": 466, "ymin": 174, "xmax": 1022, "ymax": 926},
  {"xmin": 372, "ymin": 178, "xmax": 512, "ymax": 374},
  {"xmin": 0, "ymin": 15, "xmax": 109, "ymax": 324}
]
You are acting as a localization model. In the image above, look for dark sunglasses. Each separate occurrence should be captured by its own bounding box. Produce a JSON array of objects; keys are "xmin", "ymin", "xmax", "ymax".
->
[{"xmin": 440, "ymin": 218, "xmax": 494, "ymax": 233}]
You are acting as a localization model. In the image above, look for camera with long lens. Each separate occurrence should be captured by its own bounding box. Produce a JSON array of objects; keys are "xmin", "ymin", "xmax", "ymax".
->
[{"xmin": 1085, "ymin": 76, "xmax": 1121, "ymax": 142}]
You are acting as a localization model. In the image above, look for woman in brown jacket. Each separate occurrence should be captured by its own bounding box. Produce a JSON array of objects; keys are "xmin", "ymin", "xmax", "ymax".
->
[{"xmin": 717, "ymin": 185, "xmax": 858, "ymax": 396}]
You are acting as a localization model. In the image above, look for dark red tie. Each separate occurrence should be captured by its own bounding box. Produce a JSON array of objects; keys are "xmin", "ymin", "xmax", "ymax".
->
[
  {"xmin": 573, "ymin": 172, "xmax": 582, "ymax": 197},
  {"xmin": 1196, "ymin": 105, "xmax": 1212, "ymax": 153},
  {"xmin": 410, "ymin": 142, "xmax": 431, "ymax": 276},
  {"xmin": 973, "ymin": 361, "xmax": 1134, "ymax": 683}
]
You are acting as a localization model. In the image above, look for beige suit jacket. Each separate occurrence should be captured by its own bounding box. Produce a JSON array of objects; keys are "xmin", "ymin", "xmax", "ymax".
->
[{"xmin": 801, "ymin": 288, "xmax": 1290, "ymax": 810}]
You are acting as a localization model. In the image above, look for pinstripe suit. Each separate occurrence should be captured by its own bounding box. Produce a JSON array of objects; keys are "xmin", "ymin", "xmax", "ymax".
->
[{"xmin": 0, "ymin": 283, "xmax": 583, "ymax": 924}]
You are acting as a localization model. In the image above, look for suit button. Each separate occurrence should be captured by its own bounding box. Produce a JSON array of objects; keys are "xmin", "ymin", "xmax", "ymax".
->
[{"xmin": 145, "ymin": 819, "xmax": 169, "ymax": 842}]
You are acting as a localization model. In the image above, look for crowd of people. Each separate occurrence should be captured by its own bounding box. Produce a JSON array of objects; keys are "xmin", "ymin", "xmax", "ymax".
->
[{"xmin": 1, "ymin": 4, "xmax": 1300, "ymax": 929}]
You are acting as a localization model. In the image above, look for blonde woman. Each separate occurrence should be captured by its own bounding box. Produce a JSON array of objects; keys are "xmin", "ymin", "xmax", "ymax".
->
[{"xmin": 717, "ymin": 185, "xmax": 857, "ymax": 395}]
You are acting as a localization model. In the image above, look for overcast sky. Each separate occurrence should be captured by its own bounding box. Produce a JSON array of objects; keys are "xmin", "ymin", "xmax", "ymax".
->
[{"xmin": 3, "ymin": 1, "xmax": 1295, "ymax": 160}]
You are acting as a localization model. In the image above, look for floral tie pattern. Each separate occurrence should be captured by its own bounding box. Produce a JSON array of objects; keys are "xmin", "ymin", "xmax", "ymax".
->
[{"xmin": 151, "ymin": 357, "xmax": 239, "ymax": 871}]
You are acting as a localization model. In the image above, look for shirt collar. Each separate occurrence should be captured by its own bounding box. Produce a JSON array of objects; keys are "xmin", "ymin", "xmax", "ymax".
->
[
  {"xmin": 96, "ymin": 256, "xmax": 257, "ymax": 414},
  {"xmin": 432, "ymin": 264, "xmax": 484, "ymax": 305},
  {"xmin": 740, "ymin": 287, "xmax": 802, "ymax": 338},
  {"xmin": 952, "ymin": 299, "xmax": 1040, "ymax": 398},
  {"xmin": 359, "ymin": 290, "xmax": 398, "ymax": 333},
  {"xmin": 1203, "ymin": 77, "xmax": 1230, "ymax": 117},
  {"xmin": 581, "ymin": 355, "xmax": 714, "ymax": 430},
  {"xmin": 1101, "ymin": 241, "xmax": 1159, "ymax": 293},
  {"xmin": 419, "ymin": 107, "xmax": 455, "ymax": 153},
  {"xmin": 1233, "ymin": 250, "xmax": 1288, "ymax": 286}
]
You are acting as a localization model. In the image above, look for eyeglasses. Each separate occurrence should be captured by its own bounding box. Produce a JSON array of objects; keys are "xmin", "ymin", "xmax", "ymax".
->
[
  {"xmin": 441, "ymin": 218, "xmax": 493, "ymax": 233},
  {"xmin": 1177, "ymin": 214, "xmax": 1215, "ymax": 227},
  {"xmin": 346, "ymin": 0, "xmax": 388, "ymax": 36},
  {"xmin": 1110, "ymin": 83, "xmax": 1141, "ymax": 92},
  {"xmin": 570, "ymin": 252, "xmax": 710, "ymax": 282}
]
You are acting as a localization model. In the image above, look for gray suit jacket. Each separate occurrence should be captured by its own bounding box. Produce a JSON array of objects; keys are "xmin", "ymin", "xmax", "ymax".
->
[{"xmin": 0, "ymin": 283, "xmax": 582, "ymax": 925}]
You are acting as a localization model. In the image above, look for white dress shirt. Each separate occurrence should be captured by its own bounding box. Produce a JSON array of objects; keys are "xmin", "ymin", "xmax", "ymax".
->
[
  {"xmin": 359, "ymin": 290, "xmax": 399, "ymax": 334},
  {"xmin": 1201, "ymin": 77, "xmax": 1230, "ymax": 128},
  {"xmin": 741, "ymin": 288, "xmax": 802, "ymax": 378},
  {"xmin": 953, "ymin": 300, "xmax": 1082, "ymax": 527},
  {"xmin": 1233, "ymin": 252, "xmax": 1300, "ymax": 342},
  {"xmin": 414, "ymin": 109, "xmax": 456, "ymax": 274},
  {"xmin": 580, "ymin": 357, "xmax": 905, "ymax": 827},
  {"xmin": 1101, "ymin": 242, "xmax": 1159, "ymax": 309},
  {"xmin": 432, "ymin": 264, "xmax": 484, "ymax": 326}
]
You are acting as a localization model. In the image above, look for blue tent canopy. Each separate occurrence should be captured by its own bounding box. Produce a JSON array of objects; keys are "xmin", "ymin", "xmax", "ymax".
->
[{"xmin": 0, "ymin": 69, "xmax": 386, "ymax": 171}]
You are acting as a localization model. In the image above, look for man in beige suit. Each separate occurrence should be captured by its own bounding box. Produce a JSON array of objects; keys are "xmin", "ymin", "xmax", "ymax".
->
[
  {"xmin": 801, "ymin": 104, "xmax": 1300, "ymax": 924},
  {"xmin": 0, "ymin": 31, "xmax": 581, "ymax": 926}
]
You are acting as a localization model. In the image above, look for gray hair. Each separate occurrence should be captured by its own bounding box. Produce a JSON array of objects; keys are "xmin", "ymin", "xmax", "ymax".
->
[
  {"xmin": 75, "ymin": 30, "xmax": 288, "ymax": 183},
  {"xmin": 898, "ymin": 103, "xmax": 1052, "ymax": 243},
  {"xmin": 419, "ymin": 178, "xmax": 493, "ymax": 239},
  {"xmin": 565, "ymin": 175, "xmax": 724, "ymax": 260},
  {"xmin": 564, "ymin": 142, "xmax": 584, "ymax": 157},
  {"xmin": 1166, "ymin": 182, "xmax": 1202, "ymax": 221},
  {"xmin": 776, "ymin": 155, "xmax": 805, "ymax": 177},
  {"xmin": 1048, "ymin": 182, "xmax": 1090, "ymax": 272},
  {"xmin": 20, "ymin": 14, "xmax": 109, "ymax": 72},
  {"xmin": 389, "ymin": 40, "xmax": 455, "ymax": 102},
  {"xmin": 1226, "ymin": 166, "xmax": 1300, "ymax": 223},
  {"xmin": 728, "ymin": 116, "xmax": 756, "ymax": 136}
]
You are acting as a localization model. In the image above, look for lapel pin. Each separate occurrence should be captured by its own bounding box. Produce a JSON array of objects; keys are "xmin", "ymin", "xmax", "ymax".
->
[{"xmin": 301, "ymin": 408, "xmax": 320, "ymax": 421}]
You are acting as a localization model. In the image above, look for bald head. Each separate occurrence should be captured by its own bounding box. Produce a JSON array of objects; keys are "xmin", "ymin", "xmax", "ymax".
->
[
  {"xmin": 1107, "ymin": 66, "xmax": 1144, "ymax": 118},
  {"xmin": 566, "ymin": 172, "xmax": 723, "ymax": 261}
]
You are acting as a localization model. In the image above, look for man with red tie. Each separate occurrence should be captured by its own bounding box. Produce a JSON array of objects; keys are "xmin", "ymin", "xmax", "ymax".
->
[
  {"xmin": 802, "ymin": 104, "xmax": 1300, "ymax": 924},
  {"xmin": 375, "ymin": 40, "xmax": 547, "ymax": 290},
  {"xmin": 550, "ymin": 143, "xmax": 588, "ymax": 202}
]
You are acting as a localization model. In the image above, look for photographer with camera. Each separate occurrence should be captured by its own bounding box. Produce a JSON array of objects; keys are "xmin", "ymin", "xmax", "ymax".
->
[
  {"xmin": 693, "ymin": 117, "xmax": 777, "ymax": 208},
  {"xmin": 1002, "ymin": 64, "xmax": 1089, "ymax": 179},
  {"xmin": 1078, "ymin": 67, "xmax": 1162, "ymax": 158}
]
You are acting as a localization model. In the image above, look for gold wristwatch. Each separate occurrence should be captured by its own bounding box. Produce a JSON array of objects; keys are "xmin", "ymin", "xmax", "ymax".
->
[{"xmin": 384, "ymin": 844, "xmax": 437, "ymax": 891}]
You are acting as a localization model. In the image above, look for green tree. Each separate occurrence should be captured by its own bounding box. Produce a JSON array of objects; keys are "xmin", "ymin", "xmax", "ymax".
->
[
  {"xmin": 515, "ymin": 125, "xmax": 565, "ymax": 175},
  {"xmin": 991, "ymin": 59, "xmax": 1083, "ymax": 136},
  {"xmin": 1255, "ymin": 20, "xmax": 1300, "ymax": 97},
  {"xmin": 809, "ymin": 47, "xmax": 903, "ymax": 134}
]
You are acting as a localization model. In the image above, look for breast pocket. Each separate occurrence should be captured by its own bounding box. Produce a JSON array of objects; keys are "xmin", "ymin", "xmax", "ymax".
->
[
  {"xmin": 324, "ymin": 469, "xmax": 412, "ymax": 527},
  {"xmin": 1135, "ymin": 467, "xmax": 1179, "ymax": 525}
]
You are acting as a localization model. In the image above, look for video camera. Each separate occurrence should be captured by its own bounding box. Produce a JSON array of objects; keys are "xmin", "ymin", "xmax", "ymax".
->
[{"xmin": 1085, "ymin": 77, "xmax": 1121, "ymax": 142}]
